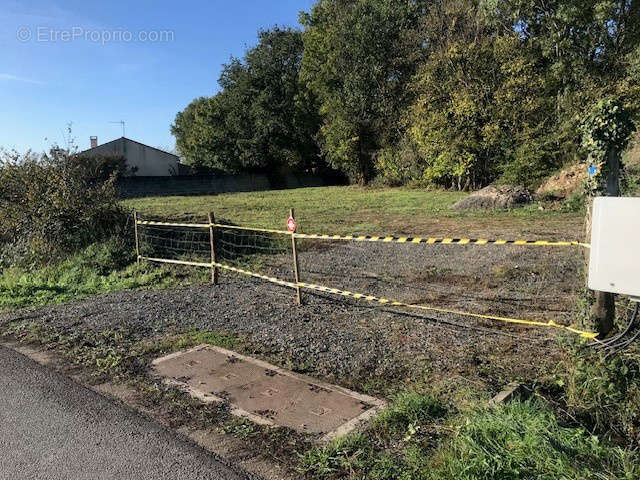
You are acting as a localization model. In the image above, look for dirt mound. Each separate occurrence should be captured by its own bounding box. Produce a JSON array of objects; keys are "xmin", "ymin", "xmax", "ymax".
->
[
  {"xmin": 451, "ymin": 185, "xmax": 533, "ymax": 210},
  {"xmin": 536, "ymin": 163, "xmax": 588, "ymax": 200}
]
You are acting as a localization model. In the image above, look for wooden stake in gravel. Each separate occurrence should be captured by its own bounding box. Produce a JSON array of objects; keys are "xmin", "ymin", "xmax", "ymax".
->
[
  {"xmin": 289, "ymin": 208, "xmax": 302, "ymax": 305},
  {"xmin": 133, "ymin": 210, "xmax": 140, "ymax": 264},
  {"xmin": 208, "ymin": 212, "xmax": 218, "ymax": 285}
]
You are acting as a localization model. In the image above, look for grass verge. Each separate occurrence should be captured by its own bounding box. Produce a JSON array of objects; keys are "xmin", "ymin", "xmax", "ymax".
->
[
  {"xmin": 559, "ymin": 345, "xmax": 640, "ymax": 448},
  {"xmin": 0, "ymin": 238, "xmax": 205, "ymax": 310},
  {"xmin": 300, "ymin": 392, "xmax": 448, "ymax": 479},
  {"xmin": 428, "ymin": 399, "xmax": 637, "ymax": 480},
  {"xmin": 301, "ymin": 397, "xmax": 637, "ymax": 480}
]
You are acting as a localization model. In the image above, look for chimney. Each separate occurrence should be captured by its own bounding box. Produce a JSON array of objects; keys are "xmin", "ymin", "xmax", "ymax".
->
[{"xmin": 90, "ymin": 136, "xmax": 98, "ymax": 148}]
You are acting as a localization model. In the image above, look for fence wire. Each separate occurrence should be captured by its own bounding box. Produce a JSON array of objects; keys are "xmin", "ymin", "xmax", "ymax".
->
[
  {"xmin": 137, "ymin": 220, "xmax": 294, "ymax": 282},
  {"xmin": 138, "ymin": 224, "xmax": 210, "ymax": 263},
  {"xmin": 135, "ymin": 215, "xmax": 597, "ymax": 337}
]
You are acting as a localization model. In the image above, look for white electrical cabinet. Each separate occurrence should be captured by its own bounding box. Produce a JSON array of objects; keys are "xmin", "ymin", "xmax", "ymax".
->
[{"xmin": 588, "ymin": 197, "xmax": 640, "ymax": 299}]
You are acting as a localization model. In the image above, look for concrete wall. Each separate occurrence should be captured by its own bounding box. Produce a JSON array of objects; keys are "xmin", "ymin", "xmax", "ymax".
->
[
  {"xmin": 84, "ymin": 138, "xmax": 180, "ymax": 176},
  {"xmin": 123, "ymin": 139, "xmax": 180, "ymax": 176},
  {"xmin": 117, "ymin": 173, "xmax": 330, "ymax": 198}
]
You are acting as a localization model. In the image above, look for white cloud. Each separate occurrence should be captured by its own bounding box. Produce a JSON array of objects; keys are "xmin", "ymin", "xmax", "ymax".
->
[{"xmin": 0, "ymin": 73, "xmax": 43, "ymax": 85}]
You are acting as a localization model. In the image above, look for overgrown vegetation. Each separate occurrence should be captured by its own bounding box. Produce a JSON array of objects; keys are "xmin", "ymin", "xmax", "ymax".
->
[
  {"xmin": 300, "ymin": 392, "xmax": 448, "ymax": 479},
  {"xmin": 174, "ymin": 0, "xmax": 640, "ymax": 189},
  {"xmin": 0, "ymin": 239, "xmax": 205, "ymax": 310},
  {"xmin": 427, "ymin": 399, "xmax": 636, "ymax": 480},
  {"xmin": 300, "ymin": 394, "xmax": 637, "ymax": 480},
  {"xmin": 561, "ymin": 346, "xmax": 640, "ymax": 448},
  {"xmin": 3, "ymin": 321, "xmax": 139, "ymax": 377},
  {"xmin": 0, "ymin": 147, "xmax": 197, "ymax": 309},
  {"xmin": 0, "ymin": 148, "xmax": 129, "ymax": 268}
]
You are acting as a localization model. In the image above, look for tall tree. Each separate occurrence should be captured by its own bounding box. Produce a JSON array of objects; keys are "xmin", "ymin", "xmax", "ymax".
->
[
  {"xmin": 491, "ymin": 0, "xmax": 640, "ymax": 164},
  {"xmin": 172, "ymin": 27, "xmax": 322, "ymax": 173},
  {"xmin": 404, "ymin": 1, "xmax": 555, "ymax": 188},
  {"xmin": 172, "ymin": 96, "xmax": 233, "ymax": 172},
  {"xmin": 401, "ymin": 0, "xmax": 640, "ymax": 189},
  {"xmin": 300, "ymin": 0, "xmax": 426, "ymax": 184}
]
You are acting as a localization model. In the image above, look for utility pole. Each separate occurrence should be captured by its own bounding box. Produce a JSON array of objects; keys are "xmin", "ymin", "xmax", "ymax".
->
[{"xmin": 592, "ymin": 145, "xmax": 620, "ymax": 337}]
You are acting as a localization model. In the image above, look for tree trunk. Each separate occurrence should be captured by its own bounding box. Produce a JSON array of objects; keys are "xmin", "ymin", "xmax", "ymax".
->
[{"xmin": 357, "ymin": 132, "xmax": 369, "ymax": 186}]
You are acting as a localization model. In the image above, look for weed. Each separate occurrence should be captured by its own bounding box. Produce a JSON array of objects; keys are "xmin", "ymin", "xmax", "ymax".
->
[
  {"xmin": 428, "ymin": 399, "xmax": 637, "ymax": 480},
  {"xmin": 223, "ymin": 419, "xmax": 259, "ymax": 438},
  {"xmin": 373, "ymin": 392, "xmax": 447, "ymax": 437},
  {"xmin": 561, "ymin": 346, "xmax": 640, "ymax": 447},
  {"xmin": 4, "ymin": 321, "xmax": 136, "ymax": 377},
  {"xmin": 300, "ymin": 392, "xmax": 448, "ymax": 479},
  {"xmin": 299, "ymin": 434, "xmax": 370, "ymax": 478},
  {"xmin": 563, "ymin": 191, "xmax": 588, "ymax": 213}
]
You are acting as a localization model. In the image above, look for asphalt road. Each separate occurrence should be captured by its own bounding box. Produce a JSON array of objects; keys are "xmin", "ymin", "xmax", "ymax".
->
[{"xmin": 0, "ymin": 345, "xmax": 249, "ymax": 480}]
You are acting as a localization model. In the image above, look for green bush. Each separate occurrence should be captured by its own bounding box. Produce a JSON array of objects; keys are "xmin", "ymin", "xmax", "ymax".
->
[
  {"xmin": 0, "ymin": 148, "xmax": 130, "ymax": 268},
  {"xmin": 563, "ymin": 348, "xmax": 640, "ymax": 447}
]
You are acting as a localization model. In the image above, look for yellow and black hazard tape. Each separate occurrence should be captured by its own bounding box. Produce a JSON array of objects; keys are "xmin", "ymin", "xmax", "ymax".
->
[
  {"xmin": 294, "ymin": 280, "xmax": 596, "ymax": 339},
  {"xmin": 137, "ymin": 220, "xmax": 211, "ymax": 228},
  {"xmin": 294, "ymin": 233, "xmax": 589, "ymax": 248},
  {"xmin": 141, "ymin": 256, "xmax": 597, "ymax": 339},
  {"xmin": 137, "ymin": 219, "xmax": 589, "ymax": 248}
]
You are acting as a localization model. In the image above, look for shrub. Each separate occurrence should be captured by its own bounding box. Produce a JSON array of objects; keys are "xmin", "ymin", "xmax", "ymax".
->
[
  {"xmin": 563, "ymin": 347, "xmax": 640, "ymax": 447},
  {"xmin": 0, "ymin": 148, "xmax": 130, "ymax": 267}
]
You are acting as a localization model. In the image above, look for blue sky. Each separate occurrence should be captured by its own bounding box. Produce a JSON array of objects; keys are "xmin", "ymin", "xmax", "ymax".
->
[{"xmin": 0, "ymin": 0, "xmax": 316, "ymax": 153}]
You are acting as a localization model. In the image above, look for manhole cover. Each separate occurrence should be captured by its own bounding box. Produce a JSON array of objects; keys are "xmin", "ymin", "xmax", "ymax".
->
[{"xmin": 152, "ymin": 345, "xmax": 385, "ymax": 440}]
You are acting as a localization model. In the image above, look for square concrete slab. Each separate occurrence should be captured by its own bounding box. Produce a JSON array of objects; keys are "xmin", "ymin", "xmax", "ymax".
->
[{"xmin": 151, "ymin": 345, "xmax": 385, "ymax": 441}]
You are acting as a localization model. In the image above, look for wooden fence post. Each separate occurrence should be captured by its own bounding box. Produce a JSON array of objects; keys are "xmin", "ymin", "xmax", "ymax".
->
[
  {"xmin": 133, "ymin": 210, "xmax": 141, "ymax": 264},
  {"xmin": 208, "ymin": 212, "xmax": 218, "ymax": 285},
  {"xmin": 591, "ymin": 145, "xmax": 620, "ymax": 337},
  {"xmin": 289, "ymin": 208, "xmax": 302, "ymax": 305}
]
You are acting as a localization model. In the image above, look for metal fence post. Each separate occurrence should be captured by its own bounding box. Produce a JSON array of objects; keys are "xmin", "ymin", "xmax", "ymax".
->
[
  {"xmin": 289, "ymin": 208, "xmax": 302, "ymax": 305},
  {"xmin": 208, "ymin": 212, "xmax": 218, "ymax": 285},
  {"xmin": 133, "ymin": 210, "xmax": 141, "ymax": 264}
]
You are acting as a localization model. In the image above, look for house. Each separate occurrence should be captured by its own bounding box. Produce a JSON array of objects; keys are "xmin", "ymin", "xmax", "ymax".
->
[{"xmin": 80, "ymin": 136, "xmax": 181, "ymax": 177}]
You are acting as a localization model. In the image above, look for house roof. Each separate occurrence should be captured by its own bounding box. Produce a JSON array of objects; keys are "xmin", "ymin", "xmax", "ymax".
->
[{"xmin": 79, "ymin": 136, "xmax": 179, "ymax": 158}]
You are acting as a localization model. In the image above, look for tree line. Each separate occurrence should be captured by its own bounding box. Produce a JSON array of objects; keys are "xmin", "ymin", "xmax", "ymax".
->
[{"xmin": 172, "ymin": 0, "xmax": 640, "ymax": 189}]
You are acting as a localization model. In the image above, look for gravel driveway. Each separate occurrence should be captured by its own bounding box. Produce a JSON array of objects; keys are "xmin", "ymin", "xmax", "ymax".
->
[{"xmin": 0, "ymin": 240, "xmax": 583, "ymax": 394}]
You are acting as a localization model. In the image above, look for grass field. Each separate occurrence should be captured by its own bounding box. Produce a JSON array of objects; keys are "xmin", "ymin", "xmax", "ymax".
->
[{"xmin": 126, "ymin": 186, "xmax": 584, "ymax": 238}]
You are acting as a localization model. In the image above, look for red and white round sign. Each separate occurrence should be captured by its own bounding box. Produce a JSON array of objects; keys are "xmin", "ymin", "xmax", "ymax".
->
[{"xmin": 287, "ymin": 217, "xmax": 297, "ymax": 233}]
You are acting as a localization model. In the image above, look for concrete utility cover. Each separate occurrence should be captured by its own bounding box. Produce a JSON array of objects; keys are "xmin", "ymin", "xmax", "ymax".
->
[{"xmin": 152, "ymin": 345, "xmax": 385, "ymax": 440}]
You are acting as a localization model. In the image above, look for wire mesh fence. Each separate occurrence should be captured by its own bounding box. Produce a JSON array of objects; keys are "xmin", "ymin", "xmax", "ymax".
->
[{"xmin": 134, "ymin": 210, "xmax": 596, "ymax": 338}]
